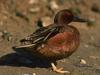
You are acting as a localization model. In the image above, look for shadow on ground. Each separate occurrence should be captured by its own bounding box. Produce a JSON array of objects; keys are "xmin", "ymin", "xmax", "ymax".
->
[{"xmin": 0, "ymin": 48, "xmax": 53, "ymax": 68}]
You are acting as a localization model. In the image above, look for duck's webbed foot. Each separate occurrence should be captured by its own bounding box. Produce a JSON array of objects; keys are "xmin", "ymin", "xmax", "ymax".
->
[{"xmin": 51, "ymin": 63, "xmax": 70, "ymax": 74}]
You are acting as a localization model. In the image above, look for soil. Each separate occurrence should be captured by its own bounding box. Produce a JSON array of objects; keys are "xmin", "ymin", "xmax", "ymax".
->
[{"xmin": 0, "ymin": 0, "xmax": 100, "ymax": 75}]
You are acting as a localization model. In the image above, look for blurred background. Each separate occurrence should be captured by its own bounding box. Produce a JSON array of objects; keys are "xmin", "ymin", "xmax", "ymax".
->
[{"xmin": 0, "ymin": 0, "xmax": 100, "ymax": 75}]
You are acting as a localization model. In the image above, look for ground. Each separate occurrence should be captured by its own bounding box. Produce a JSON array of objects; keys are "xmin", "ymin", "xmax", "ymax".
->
[{"xmin": 0, "ymin": 0, "xmax": 100, "ymax": 75}]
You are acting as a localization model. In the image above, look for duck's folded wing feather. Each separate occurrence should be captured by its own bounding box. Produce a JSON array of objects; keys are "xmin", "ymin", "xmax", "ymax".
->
[{"xmin": 20, "ymin": 25, "xmax": 60, "ymax": 45}]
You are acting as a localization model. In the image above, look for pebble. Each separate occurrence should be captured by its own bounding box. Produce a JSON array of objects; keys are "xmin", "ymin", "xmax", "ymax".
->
[
  {"xmin": 49, "ymin": 1, "xmax": 59, "ymax": 10},
  {"xmin": 41, "ymin": 16, "xmax": 52, "ymax": 27},
  {"xmin": 91, "ymin": 4, "xmax": 100, "ymax": 13},
  {"xmin": 89, "ymin": 56, "xmax": 100, "ymax": 59},
  {"xmin": 37, "ymin": 19, "xmax": 43, "ymax": 27},
  {"xmin": 29, "ymin": 7, "xmax": 40, "ymax": 13},
  {"xmin": 29, "ymin": 0, "xmax": 38, "ymax": 4},
  {"xmin": 86, "ymin": 18, "xmax": 96, "ymax": 27},
  {"xmin": 15, "ymin": 11, "xmax": 29, "ymax": 21},
  {"xmin": 33, "ymin": 73, "xmax": 36, "ymax": 75},
  {"xmin": 84, "ymin": 44, "xmax": 89, "ymax": 48},
  {"xmin": 2, "ymin": 30, "xmax": 12, "ymax": 41},
  {"xmin": 80, "ymin": 59, "xmax": 87, "ymax": 65}
]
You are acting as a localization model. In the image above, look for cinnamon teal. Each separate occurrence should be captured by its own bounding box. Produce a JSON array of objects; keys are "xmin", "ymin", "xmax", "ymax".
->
[{"xmin": 15, "ymin": 9, "xmax": 87, "ymax": 73}]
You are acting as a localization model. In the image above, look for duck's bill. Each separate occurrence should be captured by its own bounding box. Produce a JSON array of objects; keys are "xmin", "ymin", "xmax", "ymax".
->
[{"xmin": 73, "ymin": 16, "xmax": 87, "ymax": 22}]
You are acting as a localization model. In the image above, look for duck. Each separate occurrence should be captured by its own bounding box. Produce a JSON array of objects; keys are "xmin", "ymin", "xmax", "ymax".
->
[{"xmin": 15, "ymin": 9, "xmax": 87, "ymax": 73}]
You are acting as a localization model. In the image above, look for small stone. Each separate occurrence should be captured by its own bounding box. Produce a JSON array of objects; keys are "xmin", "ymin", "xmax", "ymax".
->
[
  {"xmin": 15, "ymin": 11, "xmax": 29, "ymax": 21},
  {"xmin": 3, "ymin": 30, "xmax": 7, "ymax": 33},
  {"xmin": 86, "ymin": 18, "xmax": 96, "ymax": 27},
  {"xmin": 33, "ymin": 73, "xmax": 36, "ymax": 75},
  {"xmin": 84, "ymin": 44, "xmax": 89, "ymax": 48},
  {"xmin": 29, "ymin": 7, "xmax": 40, "ymax": 13},
  {"xmin": 2, "ymin": 30, "xmax": 12, "ymax": 41},
  {"xmin": 37, "ymin": 19, "xmax": 43, "ymax": 27},
  {"xmin": 80, "ymin": 59, "xmax": 87, "ymax": 64},
  {"xmin": 29, "ymin": 0, "xmax": 38, "ymax": 4},
  {"xmin": 41, "ymin": 16, "xmax": 52, "ymax": 27},
  {"xmin": 89, "ymin": 56, "xmax": 100, "ymax": 59},
  {"xmin": 8, "ymin": 36, "xmax": 12, "ymax": 41},
  {"xmin": 50, "ymin": 1, "xmax": 59, "ymax": 10},
  {"xmin": 91, "ymin": 4, "xmax": 100, "ymax": 13}
]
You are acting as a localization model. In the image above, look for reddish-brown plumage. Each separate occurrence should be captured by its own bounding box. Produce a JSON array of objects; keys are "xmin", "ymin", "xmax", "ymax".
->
[
  {"xmin": 37, "ymin": 25, "xmax": 80, "ymax": 60},
  {"xmin": 16, "ymin": 9, "xmax": 86, "ymax": 61}
]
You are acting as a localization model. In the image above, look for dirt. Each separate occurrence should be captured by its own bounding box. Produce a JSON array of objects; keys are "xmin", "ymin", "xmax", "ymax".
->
[{"xmin": 0, "ymin": 0, "xmax": 100, "ymax": 75}]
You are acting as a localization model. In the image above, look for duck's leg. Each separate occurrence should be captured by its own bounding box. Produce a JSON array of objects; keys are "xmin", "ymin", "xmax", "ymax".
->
[{"xmin": 51, "ymin": 63, "xmax": 70, "ymax": 74}]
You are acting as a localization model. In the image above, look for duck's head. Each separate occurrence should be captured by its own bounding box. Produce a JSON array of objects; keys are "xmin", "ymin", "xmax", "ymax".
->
[{"xmin": 54, "ymin": 9, "xmax": 87, "ymax": 25}]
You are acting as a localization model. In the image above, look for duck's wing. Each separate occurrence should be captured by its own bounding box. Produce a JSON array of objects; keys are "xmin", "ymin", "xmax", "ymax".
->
[
  {"xmin": 20, "ymin": 25, "xmax": 60, "ymax": 45},
  {"xmin": 20, "ymin": 27, "xmax": 47, "ymax": 43}
]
